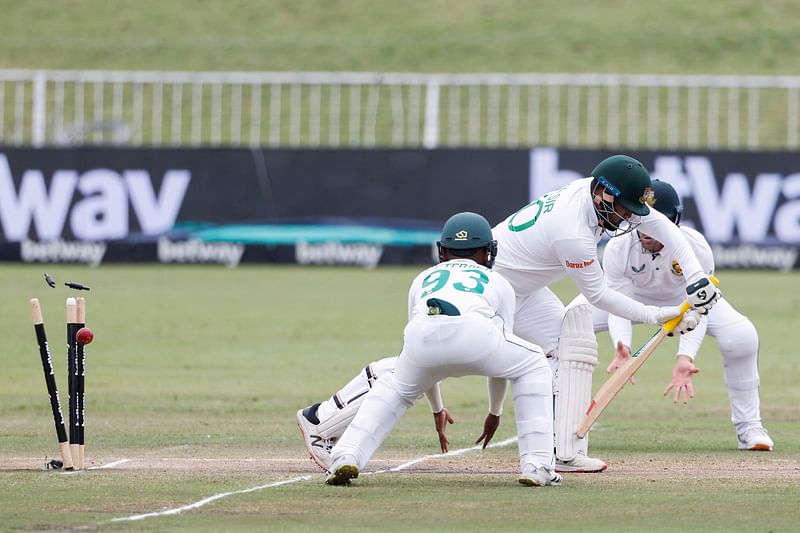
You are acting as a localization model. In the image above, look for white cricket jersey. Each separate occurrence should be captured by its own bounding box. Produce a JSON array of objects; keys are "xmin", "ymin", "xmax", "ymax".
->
[
  {"xmin": 492, "ymin": 177, "xmax": 707, "ymax": 325},
  {"xmin": 407, "ymin": 258, "xmax": 517, "ymax": 331},
  {"xmin": 603, "ymin": 226, "xmax": 715, "ymax": 306},
  {"xmin": 603, "ymin": 226, "xmax": 715, "ymax": 357}
]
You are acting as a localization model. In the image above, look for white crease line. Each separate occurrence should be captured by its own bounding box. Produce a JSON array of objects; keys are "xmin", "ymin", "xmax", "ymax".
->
[
  {"xmin": 110, "ymin": 475, "xmax": 316, "ymax": 522},
  {"xmin": 109, "ymin": 436, "xmax": 518, "ymax": 523},
  {"xmin": 127, "ymin": 457, "xmax": 298, "ymax": 462},
  {"xmin": 64, "ymin": 458, "xmax": 131, "ymax": 475},
  {"xmin": 90, "ymin": 458, "xmax": 130, "ymax": 469},
  {"xmin": 374, "ymin": 436, "xmax": 518, "ymax": 475}
]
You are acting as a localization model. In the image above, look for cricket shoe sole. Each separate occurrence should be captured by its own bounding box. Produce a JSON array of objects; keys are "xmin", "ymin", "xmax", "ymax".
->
[{"xmin": 325, "ymin": 457, "xmax": 360, "ymax": 486}]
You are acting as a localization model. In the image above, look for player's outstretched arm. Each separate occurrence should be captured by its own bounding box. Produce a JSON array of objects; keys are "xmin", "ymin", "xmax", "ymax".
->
[{"xmin": 474, "ymin": 375, "xmax": 507, "ymax": 449}]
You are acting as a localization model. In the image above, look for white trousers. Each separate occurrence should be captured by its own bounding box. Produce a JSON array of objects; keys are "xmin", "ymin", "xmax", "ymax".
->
[
  {"xmin": 331, "ymin": 313, "xmax": 554, "ymax": 472},
  {"xmin": 509, "ymin": 287, "xmax": 566, "ymax": 357}
]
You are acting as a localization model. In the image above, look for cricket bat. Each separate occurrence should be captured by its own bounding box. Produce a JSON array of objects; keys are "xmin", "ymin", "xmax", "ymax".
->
[{"xmin": 576, "ymin": 275, "xmax": 719, "ymax": 438}]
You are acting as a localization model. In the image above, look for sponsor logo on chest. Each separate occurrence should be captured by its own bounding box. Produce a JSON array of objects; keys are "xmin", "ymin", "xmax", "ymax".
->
[{"xmin": 565, "ymin": 258, "xmax": 595, "ymax": 269}]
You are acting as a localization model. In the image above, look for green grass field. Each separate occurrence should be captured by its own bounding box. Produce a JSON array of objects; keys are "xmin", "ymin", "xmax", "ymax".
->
[
  {"xmin": 2, "ymin": 0, "xmax": 800, "ymax": 74},
  {"xmin": 1, "ymin": 2, "xmax": 798, "ymax": 531},
  {"xmin": 0, "ymin": 263, "xmax": 798, "ymax": 531}
]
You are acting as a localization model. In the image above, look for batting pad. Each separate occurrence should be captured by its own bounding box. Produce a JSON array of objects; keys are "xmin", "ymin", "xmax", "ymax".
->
[
  {"xmin": 555, "ymin": 304, "xmax": 598, "ymax": 461},
  {"xmin": 315, "ymin": 356, "xmax": 398, "ymax": 432},
  {"xmin": 316, "ymin": 394, "xmax": 363, "ymax": 440}
]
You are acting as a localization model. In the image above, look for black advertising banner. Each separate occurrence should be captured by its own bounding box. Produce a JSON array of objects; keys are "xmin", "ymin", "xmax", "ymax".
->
[
  {"xmin": 0, "ymin": 146, "xmax": 797, "ymax": 269},
  {"xmin": 531, "ymin": 148, "xmax": 800, "ymax": 270},
  {"xmin": 0, "ymin": 147, "xmax": 528, "ymax": 267},
  {"xmin": 0, "ymin": 147, "xmax": 527, "ymax": 238}
]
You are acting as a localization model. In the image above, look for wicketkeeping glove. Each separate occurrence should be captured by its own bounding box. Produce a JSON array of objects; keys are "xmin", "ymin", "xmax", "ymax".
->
[{"xmin": 686, "ymin": 277, "xmax": 721, "ymax": 315}]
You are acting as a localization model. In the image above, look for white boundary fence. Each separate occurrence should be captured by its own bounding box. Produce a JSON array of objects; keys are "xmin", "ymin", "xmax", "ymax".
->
[{"xmin": 2, "ymin": 69, "xmax": 800, "ymax": 150}]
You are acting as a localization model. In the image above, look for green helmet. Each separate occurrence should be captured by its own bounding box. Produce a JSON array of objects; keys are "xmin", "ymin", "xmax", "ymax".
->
[
  {"xmin": 649, "ymin": 179, "xmax": 683, "ymax": 225},
  {"xmin": 591, "ymin": 155, "xmax": 653, "ymax": 216},
  {"xmin": 437, "ymin": 212, "xmax": 498, "ymax": 267}
]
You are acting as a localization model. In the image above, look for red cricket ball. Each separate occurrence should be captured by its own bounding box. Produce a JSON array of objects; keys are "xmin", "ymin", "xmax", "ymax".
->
[{"xmin": 76, "ymin": 327, "xmax": 94, "ymax": 345}]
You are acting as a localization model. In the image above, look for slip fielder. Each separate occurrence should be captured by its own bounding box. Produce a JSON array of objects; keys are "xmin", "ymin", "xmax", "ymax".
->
[{"xmin": 324, "ymin": 212, "xmax": 561, "ymax": 487}]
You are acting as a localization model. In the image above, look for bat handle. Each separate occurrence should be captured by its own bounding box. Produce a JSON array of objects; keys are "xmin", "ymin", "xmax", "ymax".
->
[{"xmin": 661, "ymin": 301, "xmax": 691, "ymax": 334}]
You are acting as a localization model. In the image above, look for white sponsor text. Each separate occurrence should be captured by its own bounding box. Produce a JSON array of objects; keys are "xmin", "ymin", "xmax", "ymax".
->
[
  {"xmin": 296, "ymin": 241, "xmax": 383, "ymax": 268},
  {"xmin": 21, "ymin": 240, "xmax": 107, "ymax": 266},
  {"xmin": 157, "ymin": 238, "xmax": 245, "ymax": 268}
]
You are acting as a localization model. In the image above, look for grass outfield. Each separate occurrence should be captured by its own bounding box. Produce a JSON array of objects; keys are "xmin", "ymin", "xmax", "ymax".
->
[
  {"xmin": 0, "ymin": 263, "xmax": 798, "ymax": 531},
  {"xmin": 2, "ymin": 0, "xmax": 800, "ymax": 74}
]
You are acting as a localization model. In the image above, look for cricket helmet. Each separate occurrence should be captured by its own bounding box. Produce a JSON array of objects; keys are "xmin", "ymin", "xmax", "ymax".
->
[
  {"xmin": 648, "ymin": 179, "xmax": 683, "ymax": 225},
  {"xmin": 591, "ymin": 155, "xmax": 653, "ymax": 216},
  {"xmin": 437, "ymin": 212, "xmax": 498, "ymax": 267}
]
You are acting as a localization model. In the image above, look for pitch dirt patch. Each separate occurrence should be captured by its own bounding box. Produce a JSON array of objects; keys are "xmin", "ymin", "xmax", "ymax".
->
[{"xmin": 5, "ymin": 449, "xmax": 798, "ymax": 483}]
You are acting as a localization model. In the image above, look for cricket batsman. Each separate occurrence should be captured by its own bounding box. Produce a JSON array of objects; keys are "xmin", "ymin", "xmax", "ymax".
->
[{"xmin": 490, "ymin": 154, "xmax": 719, "ymax": 472}]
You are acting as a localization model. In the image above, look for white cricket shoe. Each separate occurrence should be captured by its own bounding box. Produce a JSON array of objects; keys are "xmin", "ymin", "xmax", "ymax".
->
[
  {"xmin": 325, "ymin": 455, "xmax": 360, "ymax": 486},
  {"xmin": 737, "ymin": 426, "xmax": 774, "ymax": 451},
  {"xmin": 518, "ymin": 464, "xmax": 562, "ymax": 487},
  {"xmin": 555, "ymin": 451, "xmax": 608, "ymax": 473},
  {"xmin": 296, "ymin": 407, "xmax": 334, "ymax": 470}
]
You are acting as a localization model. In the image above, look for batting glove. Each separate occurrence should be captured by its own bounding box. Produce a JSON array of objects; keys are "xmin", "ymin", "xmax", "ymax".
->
[
  {"xmin": 653, "ymin": 306, "xmax": 699, "ymax": 336},
  {"xmin": 686, "ymin": 277, "xmax": 720, "ymax": 315},
  {"xmin": 653, "ymin": 305, "xmax": 683, "ymax": 325},
  {"xmin": 673, "ymin": 309, "xmax": 700, "ymax": 336}
]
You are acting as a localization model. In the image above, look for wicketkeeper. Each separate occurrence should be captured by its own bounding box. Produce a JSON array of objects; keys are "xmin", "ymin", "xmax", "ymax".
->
[{"xmin": 591, "ymin": 179, "xmax": 772, "ymax": 451}]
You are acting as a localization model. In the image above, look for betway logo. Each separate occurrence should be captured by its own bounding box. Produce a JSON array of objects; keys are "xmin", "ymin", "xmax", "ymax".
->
[
  {"xmin": 529, "ymin": 148, "xmax": 800, "ymax": 243},
  {"xmin": 0, "ymin": 154, "xmax": 190, "ymax": 241},
  {"xmin": 21, "ymin": 240, "xmax": 107, "ymax": 266},
  {"xmin": 158, "ymin": 238, "xmax": 245, "ymax": 268},
  {"xmin": 296, "ymin": 241, "xmax": 383, "ymax": 268},
  {"xmin": 712, "ymin": 244, "xmax": 798, "ymax": 272}
]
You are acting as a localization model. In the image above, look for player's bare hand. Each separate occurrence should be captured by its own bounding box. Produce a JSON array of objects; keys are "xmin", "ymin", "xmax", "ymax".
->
[
  {"xmin": 607, "ymin": 341, "xmax": 635, "ymax": 384},
  {"xmin": 663, "ymin": 355, "xmax": 700, "ymax": 404},
  {"xmin": 475, "ymin": 413, "xmax": 500, "ymax": 449},
  {"xmin": 433, "ymin": 408, "xmax": 454, "ymax": 453}
]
